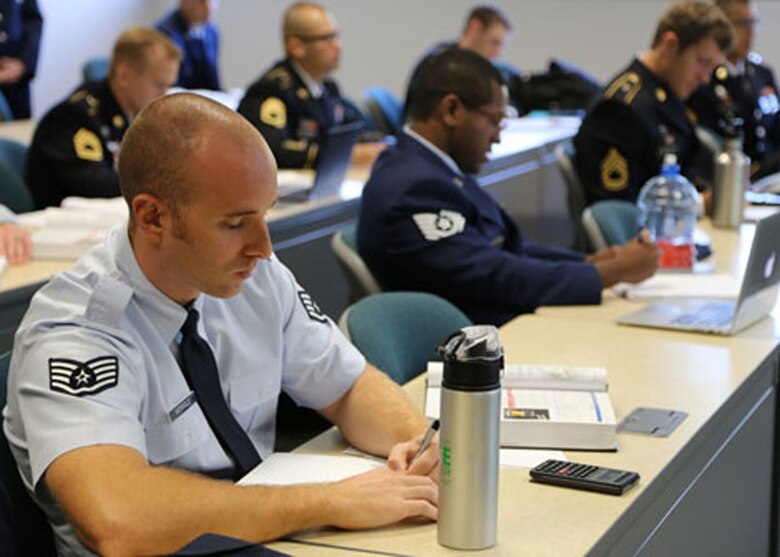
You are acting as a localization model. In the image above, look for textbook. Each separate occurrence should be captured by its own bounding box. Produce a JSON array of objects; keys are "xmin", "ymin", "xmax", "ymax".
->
[{"xmin": 425, "ymin": 362, "xmax": 617, "ymax": 451}]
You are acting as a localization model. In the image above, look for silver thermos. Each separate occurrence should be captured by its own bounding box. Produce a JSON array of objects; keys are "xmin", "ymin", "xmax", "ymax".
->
[
  {"xmin": 437, "ymin": 325, "xmax": 503, "ymax": 550},
  {"xmin": 712, "ymin": 135, "xmax": 750, "ymax": 229}
]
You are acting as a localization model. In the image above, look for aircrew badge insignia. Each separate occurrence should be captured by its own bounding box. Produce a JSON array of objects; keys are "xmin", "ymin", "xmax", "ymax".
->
[
  {"xmin": 298, "ymin": 291, "xmax": 328, "ymax": 323},
  {"xmin": 73, "ymin": 128, "xmax": 104, "ymax": 161},
  {"xmin": 49, "ymin": 356, "xmax": 119, "ymax": 397},
  {"xmin": 600, "ymin": 147, "xmax": 629, "ymax": 192},
  {"xmin": 260, "ymin": 97, "xmax": 287, "ymax": 129},
  {"xmin": 413, "ymin": 210, "xmax": 466, "ymax": 241}
]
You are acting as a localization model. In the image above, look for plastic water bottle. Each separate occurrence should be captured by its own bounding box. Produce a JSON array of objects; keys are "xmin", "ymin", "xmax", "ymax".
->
[
  {"xmin": 637, "ymin": 154, "xmax": 698, "ymax": 269},
  {"xmin": 437, "ymin": 325, "xmax": 503, "ymax": 550}
]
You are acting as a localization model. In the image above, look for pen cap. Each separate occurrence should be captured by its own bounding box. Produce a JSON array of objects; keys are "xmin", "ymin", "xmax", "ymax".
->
[{"xmin": 438, "ymin": 325, "xmax": 503, "ymax": 391}]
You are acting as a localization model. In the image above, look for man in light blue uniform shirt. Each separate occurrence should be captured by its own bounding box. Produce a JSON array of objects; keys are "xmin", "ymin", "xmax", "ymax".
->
[{"xmin": 3, "ymin": 93, "xmax": 437, "ymax": 555}]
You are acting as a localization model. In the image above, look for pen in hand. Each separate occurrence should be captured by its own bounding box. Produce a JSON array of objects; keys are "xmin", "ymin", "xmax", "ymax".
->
[{"xmin": 410, "ymin": 419, "xmax": 440, "ymax": 467}]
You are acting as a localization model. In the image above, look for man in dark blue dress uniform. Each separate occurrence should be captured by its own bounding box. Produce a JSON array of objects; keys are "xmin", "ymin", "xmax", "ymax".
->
[
  {"xmin": 0, "ymin": 0, "xmax": 42, "ymax": 119},
  {"xmin": 358, "ymin": 49, "xmax": 659, "ymax": 326},
  {"xmin": 25, "ymin": 28, "xmax": 180, "ymax": 209},
  {"xmin": 574, "ymin": 2, "xmax": 732, "ymax": 207},
  {"xmin": 156, "ymin": 0, "xmax": 220, "ymax": 91},
  {"xmin": 688, "ymin": 0, "xmax": 780, "ymax": 179},
  {"xmin": 238, "ymin": 2, "xmax": 382, "ymax": 169}
]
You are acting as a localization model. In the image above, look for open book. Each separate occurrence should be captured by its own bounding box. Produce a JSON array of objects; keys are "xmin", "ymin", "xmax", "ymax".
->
[{"xmin": 425, "ymin": 362, "xmax": 617, "ymax": 451}]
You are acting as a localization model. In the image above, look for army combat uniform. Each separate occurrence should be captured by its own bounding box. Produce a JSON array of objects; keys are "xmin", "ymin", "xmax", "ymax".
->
[
  {"xmin": 237, "ymin": 58, "xmax": 361, "ymax": 169},
  {"xmin": 26, "ymin": 80, "xmax": 127, "ymax": 209},
  {"xmin": 574, "ymin": 58, "xmax": 705, "ymax": 207},
  {"xmin": 688, "ymin": 54, "xmax": 780, "ymax": 180}
]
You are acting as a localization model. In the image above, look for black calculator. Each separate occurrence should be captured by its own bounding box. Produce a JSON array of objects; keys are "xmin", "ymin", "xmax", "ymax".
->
[{"xmin": 530, "ymin": 459, "xmax": 640, "ymax": 495}]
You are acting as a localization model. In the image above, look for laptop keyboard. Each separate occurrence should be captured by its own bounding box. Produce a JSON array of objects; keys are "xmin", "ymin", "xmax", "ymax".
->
[{"xmin": 670, "ymin": 302, "xmax": 734, "ymax": 329}]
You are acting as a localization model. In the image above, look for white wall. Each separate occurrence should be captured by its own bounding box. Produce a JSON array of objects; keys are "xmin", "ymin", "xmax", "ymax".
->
[{"xmin": 28, "ymin": 0, "xmax": 780, "ymax": 118}]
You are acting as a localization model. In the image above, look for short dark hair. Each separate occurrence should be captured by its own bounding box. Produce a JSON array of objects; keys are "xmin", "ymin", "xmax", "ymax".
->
[
  {"xmin": 464, "ymin": 4, "xmax": 512, "ymax": 33},
  {"xmin": 407, "ymin": 48, "xmax": 504, "ymax": 122},
  {"xmin": 651, "ymin": 1, "xmax": 733, "ymax": 52}
]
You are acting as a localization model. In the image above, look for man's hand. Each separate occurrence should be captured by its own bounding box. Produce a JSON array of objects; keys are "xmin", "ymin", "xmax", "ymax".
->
[
  {"xmin": 0, "ymin": 222, "xmax": 32, "ymax": 264},
  {"xmin": 0, "ymin": 58, "xmax": 27, "ymax": 84},
  {"xmin": 592, "ymin": 230, "xmax": 660, "ymax": 288},
  {"xmin": 387, "ymin": 432, "xmax": 439, "ymax": 480},
  {"xmin": 325, "ymin": 466, "xmax": 438, "ymax": 529},
  {"xmin": 350, "ymin": 142, "xmax": 386, "ymax": 167}
]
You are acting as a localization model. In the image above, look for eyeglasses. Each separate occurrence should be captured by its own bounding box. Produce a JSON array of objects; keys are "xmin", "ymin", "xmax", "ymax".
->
[
  {"xmin": 472, "ymin": 106, "xmax": 508, "ymax": 129},
  {"xmin": 297, "ymin": 31, "xmax": 340, "ymax": 44}
]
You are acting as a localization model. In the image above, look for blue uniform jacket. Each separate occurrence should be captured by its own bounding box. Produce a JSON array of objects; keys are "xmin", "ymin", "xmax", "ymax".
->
[
  {"xmin": 0, "ymin": 0, "xmax": 42, "ymax": 119},
  {"xmin": 357, "ymin": 132, "xmax": 602, "ymax": 326},
  {"xmin": 155, "ymin": 8, "xmax": 220, "ymax": 91}
]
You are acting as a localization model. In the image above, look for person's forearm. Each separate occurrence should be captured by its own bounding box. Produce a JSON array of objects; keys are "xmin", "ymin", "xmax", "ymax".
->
[
  {"xmin": 46, "ymin": 445, "xmax": 339, "ymax": 556},
  {"xmin": 321, "ymin": 365, "xmax": 428, "ymax": 457}
]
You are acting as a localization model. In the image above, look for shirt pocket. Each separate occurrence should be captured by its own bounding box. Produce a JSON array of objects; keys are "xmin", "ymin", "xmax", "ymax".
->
[
  {"xmin": 145, "ymin": 403, "xmax": 210, "ymax": 465},
  {"xmin": 228, "ymin": 373, "xmax": 274, "ymax": 430}
]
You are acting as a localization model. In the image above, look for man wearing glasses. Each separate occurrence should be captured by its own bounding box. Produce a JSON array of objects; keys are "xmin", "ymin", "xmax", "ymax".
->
[
  {"xmin": 357, "ymin": 48, "xmax": 659, "ymax": 327},
  {"xmin": 238, "ymin": 2, "xmax": 382, "ymax": 169},
  {"xmin": 689, "ymin": 0, "xmax": 780, "ymax": 180}
]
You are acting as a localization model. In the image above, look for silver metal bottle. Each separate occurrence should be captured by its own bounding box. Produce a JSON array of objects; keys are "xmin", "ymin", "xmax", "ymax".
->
[
  {"xmin": 437, "ymin": 325, "xmax": 503, "ymax": 550},
  {"xmin": 713, "ymin": 136, "xmax": 750, "ymax": 229}
]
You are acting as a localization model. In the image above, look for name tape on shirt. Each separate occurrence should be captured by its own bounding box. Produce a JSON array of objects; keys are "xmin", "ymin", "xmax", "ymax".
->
[
  {"xmin": 49, "ymin": 356, "xmax": 119, "ymax": 397},
  {"xmin": 413, "ymin": 210, "xmax": 466, "ymax": 241},
  {"xmin": 298, "ymin": 291, "xmax": 328, "ymax": 323}
]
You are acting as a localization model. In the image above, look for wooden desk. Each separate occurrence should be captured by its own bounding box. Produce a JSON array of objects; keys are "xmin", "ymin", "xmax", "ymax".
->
[{"xmin": 267, "ymin": 223, "xmax": 779, "ymax": 556}]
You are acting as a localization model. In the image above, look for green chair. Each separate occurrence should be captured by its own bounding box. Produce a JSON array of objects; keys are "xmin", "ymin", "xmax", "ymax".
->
[
  {"xmin": 331, "ymin": 225, "xmax": 382, "ymax": 304},
  {"xmin": 82, "ymin": 57, "xmax": 109, "ymax": 82},
  {"xmin": 339, "ymin": 292, "xmax": 472, "ymax": 385},
  {"xmin": 0, "ymin": 139, "xmax": 28, "ymax": 184},
  {"xmin": 581, "ymin": 200, "xmax": 641, "ymax": 251},
  {"xmin": 0, "ymin": 161, "xmax": 33, "ymax": 214},
  {"xmin": 0, "ymin": 352, "xmax": 57, "ymax": 556}
]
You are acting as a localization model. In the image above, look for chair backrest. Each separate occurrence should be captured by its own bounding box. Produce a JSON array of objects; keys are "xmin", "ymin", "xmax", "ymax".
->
[
  {"xmin": 0, "ymin": 92, "xmax": 13, "ymax": 123},
  {"xmin": 0, "ymin": 161, "xmax": 33, "ymax": 214},
  {"xmin": 554, "ymin": 139, "xmax": 586, "ymax": 221},
  {"xmin": 0, "ymin": 352, "xmax": 57, "ymax": 556},
  {"xmin": 0, "ymin": 139, "xmax": 28, "ymax": 184},
  {"xmin": 82, "ymin": 57, "xmax": 109, "ymax": 82},
  {"xmin": 362, "ymin": 86, "xmax": 402, "ymax": 135},
  {"xmin": 339, "ymin": 292, "xmax": 473, "ymax": 385},
  {"xmin": 581, "ymin": 200, "xmax": 641, "ymax": 251},
  {"xmin": 331, "ymin": 226, "xmax": 382, "ymax": 303}
]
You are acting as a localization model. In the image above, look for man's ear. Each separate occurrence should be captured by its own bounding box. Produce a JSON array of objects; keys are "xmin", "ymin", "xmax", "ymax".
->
[
  {"xmin": 132, "ymin": 193, "xmax": 168, "ymax": 246},
  {"xmin": 659, "ymin": 30, "xmax": 680, "ymax": 57},
  {"xmin": 439, "ymin": 93, "xmax": 465, "ymax": 128},
  {"xmin": 286, "ymin": 36, "xmax": 306, "ymax": 61}
]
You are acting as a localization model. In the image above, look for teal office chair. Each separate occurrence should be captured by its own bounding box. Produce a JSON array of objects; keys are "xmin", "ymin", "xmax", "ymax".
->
[
  {"xmin": 0, "ymin": 352, "xmax": 57, "ymax": 556},
  {"xmin": 0, "ymin": 162, "xmax": 33, "ymax": 214},
  {"xmin": 362, "ymin": 86, "xmax": 402, "ymax": 135},
  {"xmin": 339, "ymin": 292, "xmax": 473, "ymax": 385},
  {"xmin": 0, "ymin": 92, "xmax": 13, "ymax": 123},
  {"xmin": 331, "ymin": 225, "xmax": 382, "ymax": 304},
  {"xmin": 82, "ymin": 57, "xmax": 109, "ymax": 82},
  {"xmin": 581, "ymin": 200, "xmax": 641, "ymax": 251},
  {"xmin": 0, "ymin": 139, "xmax": 28, "ymax": 184}
]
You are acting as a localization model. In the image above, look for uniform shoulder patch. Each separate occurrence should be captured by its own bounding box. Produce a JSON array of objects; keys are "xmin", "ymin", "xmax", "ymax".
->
[
  {"xmin": 600, "ymin": 147, "xmax": 629, "ymax": 192},
  {"xmin": 604, "ymin": 72, "xmax": 641, "ymax": 105},
  {"xmin": 49, "ymin": 356, "xmax": 119, "ymax": 397},
  {"xmin": 413, "ymin": 210, "xmax": 466, "ymax": 241},
  {"xmin": 73, "ymin": 128, "xmax": 104, "ymax": 161},
  {"xmin": 298, "ymin": 290, "xmax": 328, "ymax": 323},
  {"xmin": 260, "ymin": 97, "xmax": 287, "ymax": 129},
  {"xmin": 267, "ymin": 67, "xmax": 293, "ymax": 89}
]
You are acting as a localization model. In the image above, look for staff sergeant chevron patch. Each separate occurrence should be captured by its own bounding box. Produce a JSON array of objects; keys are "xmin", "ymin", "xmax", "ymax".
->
[{"xmin": 49, "ymin": 356, "xmax": 119, "ymax": 397}]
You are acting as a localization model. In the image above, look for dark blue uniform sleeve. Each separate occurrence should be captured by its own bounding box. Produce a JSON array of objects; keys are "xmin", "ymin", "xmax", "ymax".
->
[
  {"xmin": 17, "ymin": 0, "xmax": 42, "ymax": 77},
  {"xmin": 361, "ymin": 176, "xmax": 602, "ymax": 325}
]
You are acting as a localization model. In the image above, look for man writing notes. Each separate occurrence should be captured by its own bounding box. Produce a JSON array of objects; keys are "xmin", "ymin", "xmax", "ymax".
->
[
  {"xmin": 4, "ymin": 93, "xmax": 437, "ymax": 556},
  {"xmin": 358, "ymin": 48, "xmax": 659, "ymax": 327}
]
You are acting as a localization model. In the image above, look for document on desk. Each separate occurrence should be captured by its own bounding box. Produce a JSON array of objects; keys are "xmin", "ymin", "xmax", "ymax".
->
[
  {"xmin": 615, "ymin": 273, "xmax": 740, "ymax": 301},
  {"xmin": 426, "ymin": 362, "xmax": 617, "ymax": 451},
  {"xmin": 237, "ymin": 453, "xmax": 384, "ymax": 486}
]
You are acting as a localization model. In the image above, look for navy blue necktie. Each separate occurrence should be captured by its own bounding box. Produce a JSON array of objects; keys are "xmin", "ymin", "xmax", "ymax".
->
[{"xmin": 179, "ymin": 309, "xmax": 261, "ymax": 478}]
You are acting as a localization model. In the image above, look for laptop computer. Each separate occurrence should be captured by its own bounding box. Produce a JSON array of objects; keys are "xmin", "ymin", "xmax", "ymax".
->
[
  {"xmin": 276, "ymin": 121, "xmax": 362, "ymax": 202},
  {"xmin": 617, "ymin": 211, "xmax": 780, "ymax": 335}
]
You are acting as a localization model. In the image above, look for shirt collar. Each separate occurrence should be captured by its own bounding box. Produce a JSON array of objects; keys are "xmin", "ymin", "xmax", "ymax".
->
[
  {"xmin": 290, "ymin": 60, "xmax": 324, "ymax": 98},
  {"xmin": 724, "ymin": 58, "xmax": 745, "ymax": 76},
  {"xmin": 110, "ymin": 225, "xmax": 197, "ymax": 345},
  {"xmin": 403, "ymin": 124, "xmax": 465, "ymax": 179}
]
